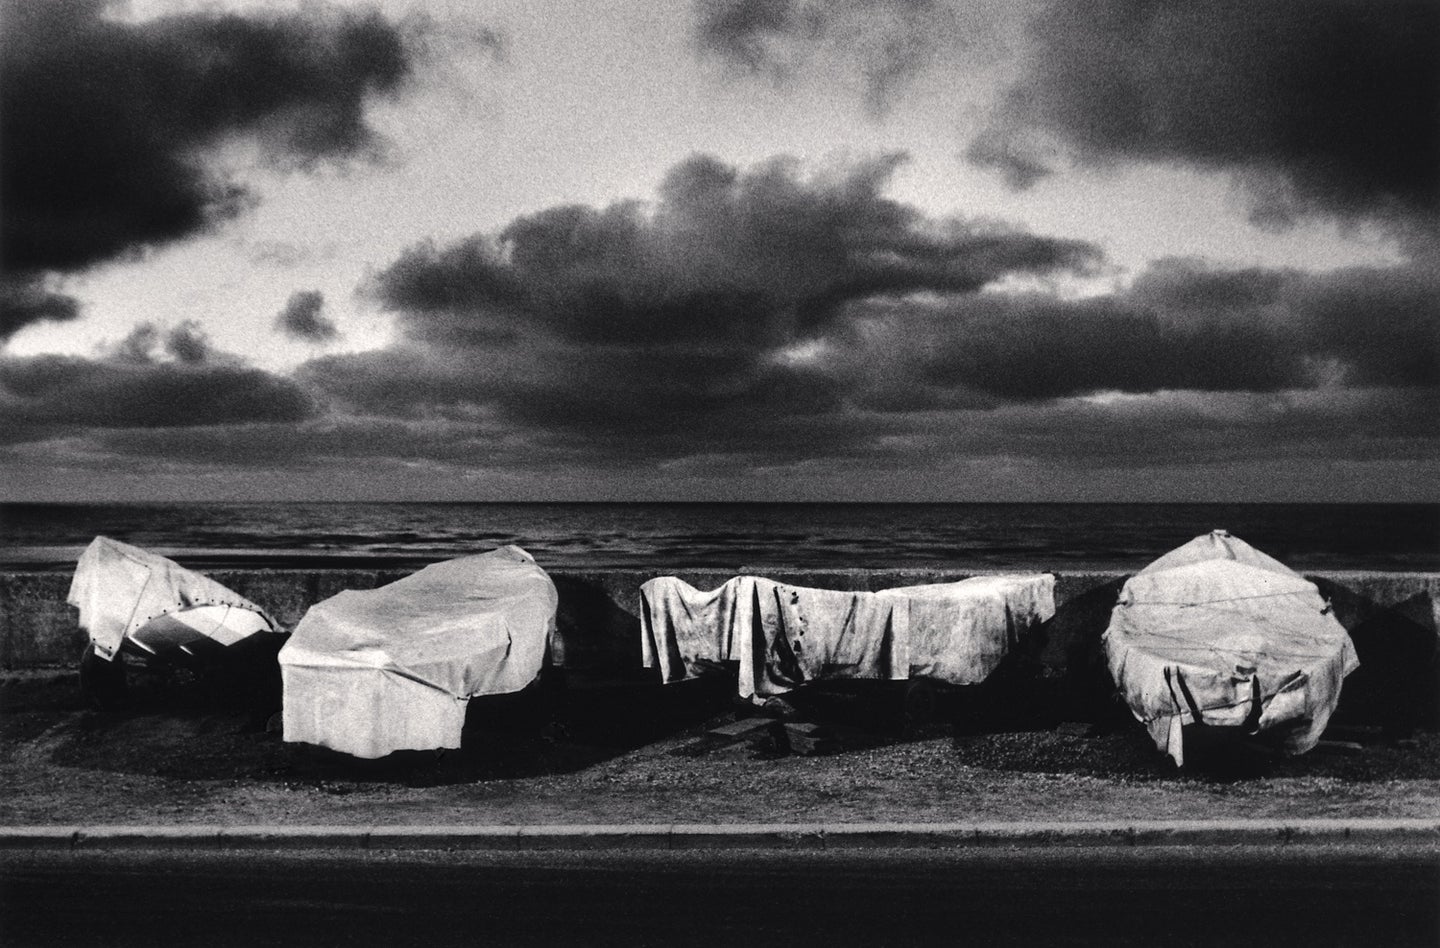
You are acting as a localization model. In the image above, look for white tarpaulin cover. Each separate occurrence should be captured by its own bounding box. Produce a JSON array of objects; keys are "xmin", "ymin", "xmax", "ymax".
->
[
  {"xmin": 1103, "ymin": 530, "xmax": 1359, "ymax": 767},
  {"xmin": 68, "ymin": 536, "xmax": 278, "ymax": 661},
  {"xmin": 279, "ymin": 546, "xmax": 557, "ymax": 759},
  {"xmin": 640, "ymin": 574, "xmax": 1055, "ymax": 700}
]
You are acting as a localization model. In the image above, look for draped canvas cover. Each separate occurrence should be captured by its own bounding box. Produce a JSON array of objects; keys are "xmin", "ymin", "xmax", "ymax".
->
[
  {"xmin": 1136, "ymin": 528, "xmax": 1298, "ymax": 578},
  {"xmin": 279, "ymin": 546, "xmax": 557, "ymax": 759},
  {"xmin": 641, "ymin": 574, "xmax": 1055, "ymax": 700},
  {"xmin": 1103, "ymin": 531, "xmax": 1359, "ymax": 767},
  {"xmin": 68, "ymin": 536, "xmax": 278, "ymax": 661}
]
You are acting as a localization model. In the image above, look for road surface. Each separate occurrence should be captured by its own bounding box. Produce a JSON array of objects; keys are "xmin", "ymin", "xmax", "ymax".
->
[{"xmin": 2, "ymin": 844, "xmax": 1437, "ymax": 946}]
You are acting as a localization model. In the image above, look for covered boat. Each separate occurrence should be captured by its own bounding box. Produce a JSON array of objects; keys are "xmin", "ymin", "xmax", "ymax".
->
[
  {"xmin": 69, "ymin": 536, "xmax": 279, "ymax": 663},
  {"xmin": 640, "ymin": 573, "xmax": 1055, "ymax": 701},
  {"xmin": 279, "ymin": 546, "xmax": 558, "ymax": 759},
  {"xmin": 1103, "ymin": 530, "xmax": 1359, "ymax": 767}
]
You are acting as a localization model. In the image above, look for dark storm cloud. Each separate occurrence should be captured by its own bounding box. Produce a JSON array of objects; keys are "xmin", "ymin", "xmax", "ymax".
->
[
  {"xmin": 837, "ymin": 258, "xmax": 1439, "ymax": 403},
  {"xmin": 275, "ymin": 290, "xmax": 339, "ymax": 342},
  {"xmin": 324, "ymin": 153, "xmax": 1439, "ymax": 476},
  {"xmin": 18, "ymin": 359, "xmax": 1433, "ymax": 488},
  {"xmin": 0, "ymin": 351, "xmax": 314, "ymax": 444},
  {"xmin": 110, "ymin": 323, "xmax": 163, "ymax": 365},
  {"xmin": 281, "ymin": 150, "xmax": 1435, "ymax": 488},
  {"xmin": 301, "ymin": 328, "xmax": 883, "ymax": 469},
  {"xmin": 970, "ymin": 0, "xmax": 1440, "ymax": 231},
  {"xmin": 302, "ymin": 340, "xmax": 855, "ymax": 457},
  {"xmin": 695, "ymin": 0, "xmax": 802, "ymax": 71},
  {"xmin": 0, "ymin": 0, "xmax": 409, "ymax": 282},
  {"xmin": 105, "ymin": 320, "xmax": 214, "ymax": 366},
  {"xmin": 844, "ymin": 294, "xmax": 1301, "ymax": 401},
  {"xmin": 1278, "ymin": 265, "xmax": 1440, "ymax": 387},
  {"xmin": 375, "ymin": 153, "xmax": 1099, "ymax": 346},
  {"xmin": 1, "ymin": 279, "xmax": 80, "ymax": 341},
  {"xmin": 749, "ymin": 382, "xmax": 1436, "ymax": 488},
  {"xmin": 78, "ymin": 415, "xmax": 518, "ymax": 469},
  {"xmin": 164, "ymin": 320, "xmax": 213, "ymax": 365},
  {"xmin": 943, "ymin": 386, "xmax": 1440, "ymax": 468},
  {"xmin": 329, "ymin": 153, "xmax": 1099, "ymax": 460},
  {"xmin": 81, "ymin": 397, "xmax": 902, "ymax": 479},
  {"xmin": 504, "ymin": 353, "xmax": 844, "ymax": 441},
  {"xmin": 299, "ymin": 346, "xmax": 501, "ymax": 416}
]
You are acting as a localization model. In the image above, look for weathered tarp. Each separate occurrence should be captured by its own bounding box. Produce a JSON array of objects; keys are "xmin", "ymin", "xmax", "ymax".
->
[
  {"xmin": 641, "ymin": 574, "xmax": 1055, "ymax": 700},
  {"xmin": 1136, "ymin": 528, "xmax": 1298, "ymax": 578},
  {"xmin": 68, "ymin": 536, "xmax": 278, "ymax": 661},
  {"xmin": 279, "ymin": 546, "xmax": 557, "ymax": 759},
  {"xmin": 1103, "ymin": 531, "xmax": 1359, "ymax": 767}
]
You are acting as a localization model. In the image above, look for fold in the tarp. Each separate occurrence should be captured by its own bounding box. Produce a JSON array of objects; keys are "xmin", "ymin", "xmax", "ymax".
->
[
  {"xmin": 279, "ymin": 546, "xmax": 557, "ymax": 759},
  {"xmin": 1103, "ymin": 531, "xmax": 1359, "ymax": 767},
  {"xmin": 640, "ymin": 574, "xmax": 1055, "ymax": 700},
  {"xmin": 68, "ymin": 536, "xmax": 278, "ymax": 661}
]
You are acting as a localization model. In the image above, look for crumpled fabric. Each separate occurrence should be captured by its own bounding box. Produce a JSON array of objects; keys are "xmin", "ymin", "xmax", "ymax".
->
[
  {"xmin": 279, "ymin": 546, "xmax": 557, "ymax": 759},
  {"xmin": 1103, "ymin": 531, "xmax": 1359, "ymax": 767},
  {"xmin": 68, "ymin": 536, "xmax": 278, "ymax": 661},
  {"xmin": 641, "ymin": 574, "xmax": 1055, "ymax": 700}
]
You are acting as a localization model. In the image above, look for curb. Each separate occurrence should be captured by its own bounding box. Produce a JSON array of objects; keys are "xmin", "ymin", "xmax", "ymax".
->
[{"xmin": 2, "ymin": 819, "xmax": 1438, "ymax": 852}]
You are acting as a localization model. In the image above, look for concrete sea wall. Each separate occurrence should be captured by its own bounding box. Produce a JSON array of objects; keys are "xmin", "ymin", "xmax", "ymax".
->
[{"xmin": 3, "ymin": 567, "xmax": 1438, "ymax": 724}]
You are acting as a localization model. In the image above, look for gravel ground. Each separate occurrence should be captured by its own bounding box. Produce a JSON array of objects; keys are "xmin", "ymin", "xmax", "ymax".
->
[{"xmin": 3, "ymin": 691, "xmax": 1438, "ymax": 826}]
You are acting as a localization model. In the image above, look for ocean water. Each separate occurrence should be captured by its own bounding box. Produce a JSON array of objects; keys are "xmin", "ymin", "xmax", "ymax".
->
[{"xmin": 0, "ymin": 502, "xmax": 1435, "ymax": 572}]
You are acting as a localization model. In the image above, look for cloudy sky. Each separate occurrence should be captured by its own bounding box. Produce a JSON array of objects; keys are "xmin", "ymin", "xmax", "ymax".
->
[{"xmin": 2, "ymin": 0, "xmax": 1436, "ymax": 501}]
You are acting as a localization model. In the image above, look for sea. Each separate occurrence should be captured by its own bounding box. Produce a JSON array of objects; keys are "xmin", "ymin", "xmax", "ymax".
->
[{"xmin": 0, "ymin": 502, "xmax": 1436, "ymax": 573}]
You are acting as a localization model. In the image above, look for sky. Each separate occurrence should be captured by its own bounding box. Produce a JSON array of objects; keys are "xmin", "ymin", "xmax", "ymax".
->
[{"xmin": 1, "ymin": 0, "xmax": 1436, "ymax": 502}]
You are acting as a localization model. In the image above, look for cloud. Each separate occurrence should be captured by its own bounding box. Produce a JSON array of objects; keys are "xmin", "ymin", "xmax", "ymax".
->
[
  {"xmin": 695, "ymin": 0, "xmax": 801, "ymax": 71},
  {"xmin": 8, "ymin": 142, "xmax": 1430, "ymax": 499},
  {"xmin": 693, "ymin": 0, "xmax": 989, "ymax": 111},
  {"xmin": 300, "ymin": 339, "xmax": 861, "ymax": 465},
  {"xmin": 275, "ymin": 290, "xmax": 339, "ymax": 342},
  {"xmin": 79, "ymin": 415, "xmax": 518, "ymax": 470},
  {"xmin": 969, "ymin": 0, "xmax": 1440, "ymax": 234},
  {"xmin": 325, "ymin": 152, "xmax": 1101, "ymax": 458},
  {"xmin": 109, "ymin": 323, "xmax": 163, "ymax": 365},
  {"xmin": 104, "ymin": 320, "xmax": 215, "ymax": 366},
  {"xmin": 45, "ymin": 375, "xmax": 1435, "ymax": 501},
  {"xmin": 831, "ymin": 257, "xmax": 1439, "ymax": 403},
  {"xmin": 838, "ymin": 295, "xmax": 1303, "ymax": 403},
  {"xmin": 375, "ymin": 153, "xmax": 1098, "ymax": 343},
  {"xmin": 1, "ymin": 278, "xmax": 80, "ymax": 341},
  {"xmin": 164, "ymin": 320, "xmax": 213, "ymax": 365},
  {"xmin": 0, "ymin": 0, "xmax": 410, "ymax": 336},
  {"xmin": 937, "ymin": 386, "xmax": 1439, "ymax": 470},
  {"xmin": 300, "ymin": 154, "xmax": 1437, "ymax": 482},
  {"xmin": 0, "ymin": 347, "xmax": 314, "ymax": 445}
]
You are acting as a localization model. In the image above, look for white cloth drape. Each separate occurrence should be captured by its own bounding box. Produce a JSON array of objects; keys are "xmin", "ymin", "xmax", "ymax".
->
[
  {"xmin": 68, "ymin": 536, "xmax": 278, "ymax": 660},
  {"xmin": 641, "ymin": 574, "xmax": 1055, "ymax": 700},
  {"xmin": 1104, "ymin": 531, "xmax": 1359, "ymax": 767},
  {"xmin": 280, "ymin": 546, "xmax": 557, "ymax": 759}
]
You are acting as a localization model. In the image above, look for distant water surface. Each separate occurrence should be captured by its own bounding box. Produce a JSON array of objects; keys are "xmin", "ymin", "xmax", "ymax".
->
[{"xmin": 0, "ymin": 502, "xmax": 1435, "ymax": 572}]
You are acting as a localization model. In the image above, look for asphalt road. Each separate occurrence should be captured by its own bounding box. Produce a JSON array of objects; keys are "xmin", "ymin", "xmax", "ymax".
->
[{"xmin": 2, "ymin": 845, "xmax": 1437, "ymax": 947}]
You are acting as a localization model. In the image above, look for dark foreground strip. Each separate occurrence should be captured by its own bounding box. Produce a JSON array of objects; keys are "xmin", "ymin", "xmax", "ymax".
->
[{"xmin": 2, "ymin": 819, "xmax": 1439, "ymax": 851}]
